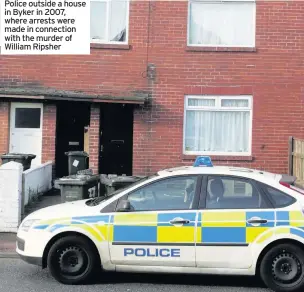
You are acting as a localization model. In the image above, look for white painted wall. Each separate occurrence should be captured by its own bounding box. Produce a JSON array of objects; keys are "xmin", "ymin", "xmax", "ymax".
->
[
  {"xmin": 22, "ymin": 161, "xmax": 53, "ymax": 206},
  {"xmin": 0, "ymin": 162, "xmax": 23, "ymax": 232}
]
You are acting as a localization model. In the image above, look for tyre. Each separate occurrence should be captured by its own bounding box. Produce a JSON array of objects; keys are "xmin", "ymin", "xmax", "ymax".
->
[
  {"xmin": 260, "ymin": 243, "xmax": 304, "ymax": 292},
  {"xmin": 47, "ymin": 235, "xmax": 99, "ymax": 285}
]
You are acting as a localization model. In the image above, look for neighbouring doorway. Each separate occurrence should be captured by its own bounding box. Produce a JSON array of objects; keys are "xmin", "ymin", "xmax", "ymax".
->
[
  {"xmin": 99, "ymin": 103, "xmax": 133, "ymax": 176},
  {"xmin": 55, "ymin": 102, "xmax": 90, "ymax": 178}
]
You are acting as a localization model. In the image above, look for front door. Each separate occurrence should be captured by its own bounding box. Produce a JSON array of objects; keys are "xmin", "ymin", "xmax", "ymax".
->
[
  {"xmin": 99, "ymin": 103, "xmax": 133, "ymax": 175},
  {"xmin": 55, "ymin": 102, "xmax": 90, "ymax": 177},
  {"xmin": 109, "ymin": 175, "xmax": 201, "ymax": 267},
  {"xmin": 10, "ymin": 103, "xmax": 43, "ymax": 167},
  {"xmin": 196, "ymin": 175, "xmax": 275, "ymax": 269}
]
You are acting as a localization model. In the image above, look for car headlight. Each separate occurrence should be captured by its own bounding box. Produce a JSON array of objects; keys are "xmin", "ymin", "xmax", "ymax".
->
[{"xmin": 20, "ymin": 219, "xmax": 40, "ymax": 232}]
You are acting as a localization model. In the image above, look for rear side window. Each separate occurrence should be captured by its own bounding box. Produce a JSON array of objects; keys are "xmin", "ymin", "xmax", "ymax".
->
[{"xmin": 262, "ymin": 184, "xmax": 296, "ymax": 208}]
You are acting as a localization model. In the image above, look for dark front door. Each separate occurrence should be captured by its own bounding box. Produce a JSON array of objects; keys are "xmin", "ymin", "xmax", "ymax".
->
[
  {"xmin": 55, "ymin": 102, "xmax": 90, "ymax": 178},
  {"xmin": 99, "ymin": 103, "xmax": 133, "ymax": 175}
]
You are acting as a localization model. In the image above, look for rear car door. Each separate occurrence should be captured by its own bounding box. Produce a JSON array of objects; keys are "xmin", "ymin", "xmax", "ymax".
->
[
  {"xmin": 196, "ymin": 175, "xmax": 276, "ymax": 269},
  {"xmin": 257, "ymin": 182, "xmax": 303, "ymax": 236},
  {"xmin": 109, "ymin": 175, "xmax": 202, "ymax": 267}
]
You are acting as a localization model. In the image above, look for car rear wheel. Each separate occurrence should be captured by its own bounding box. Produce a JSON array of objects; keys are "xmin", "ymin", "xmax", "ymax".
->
[
  {"xmin": 260, "ymin": 243, "xmax": 304, "ymax": 292},
  {"xmin": 47, "ymin": 235, "xmax": 99, "ymax": 285}
]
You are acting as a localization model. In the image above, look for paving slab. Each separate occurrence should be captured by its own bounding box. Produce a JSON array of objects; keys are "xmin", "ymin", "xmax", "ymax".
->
[{"xmin": 0, "ymin": 232, "xmax": 16, "ymax": 255}]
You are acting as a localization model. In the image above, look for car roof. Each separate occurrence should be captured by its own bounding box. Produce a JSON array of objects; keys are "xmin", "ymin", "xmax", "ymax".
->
[{"xmin": 157, "ymin": 166, "xmax": 280, "ymax": 182}]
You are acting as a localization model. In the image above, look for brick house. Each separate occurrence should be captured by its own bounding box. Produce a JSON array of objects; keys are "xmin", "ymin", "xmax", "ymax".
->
[{"xmin": 0, "ymin": 0, "xmax": 303, "ymax": 178}]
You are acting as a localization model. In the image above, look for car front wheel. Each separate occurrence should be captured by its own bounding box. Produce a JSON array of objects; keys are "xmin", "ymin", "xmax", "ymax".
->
[
  {"xmin": 47, "ymin": 235, "xmax": 99, "ymax": 285},
  {"xmin": 260, "ymin": 243, "xmax": 304, "ymax": 292}
]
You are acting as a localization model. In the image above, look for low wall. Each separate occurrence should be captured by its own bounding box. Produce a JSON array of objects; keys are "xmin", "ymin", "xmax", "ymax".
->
[
  {"xmin": 22, "ymin": 161, "xmax": 53, "ymax": 207},
  {"xmin": 0, "ymin": 162, "xmax": 23, "ymax": 232}
]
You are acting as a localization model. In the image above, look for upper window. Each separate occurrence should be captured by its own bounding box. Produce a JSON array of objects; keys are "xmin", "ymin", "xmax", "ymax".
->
[
  {"xmin": 124, "ymin": 176, "xmax": 198, "ymax": 211},
  {"xmin": 205, "ymin": 176, "xmax": 268, "ymax": 209},
  {"xmin": 184, "ymin": 95, "xmax": 252, "ymax": 156},
  {"xmin": 90, "ymin": 0, "xmax": 129, "ymax": 44},
  {"xmin": 261, "ymin": 184, "xmax": 296, "ymax": 208},
  {"xmin": 188, "ymin": 0, "xmax": 256, "ymax": 47}
]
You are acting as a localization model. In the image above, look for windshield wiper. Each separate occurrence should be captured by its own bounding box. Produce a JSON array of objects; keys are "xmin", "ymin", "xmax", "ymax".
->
[
  {"xmin": 86, "ymin": 194, "xmax": 117, "ymax": 206},
  {"xmin": 86, "ymin": 197, "xmax": 106, "ymax": 206}
]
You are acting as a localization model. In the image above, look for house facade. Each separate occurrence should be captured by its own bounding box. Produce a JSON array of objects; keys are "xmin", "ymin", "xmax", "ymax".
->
[{"xmin": 0, "ymin": 0, "xmax": 303, "ymax": 178}]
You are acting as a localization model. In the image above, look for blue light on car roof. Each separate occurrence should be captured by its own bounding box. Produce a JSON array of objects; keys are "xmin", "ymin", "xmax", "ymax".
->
[{"xmin": 193, "ymin": 156, "xmax": 213, "ymax": 167}]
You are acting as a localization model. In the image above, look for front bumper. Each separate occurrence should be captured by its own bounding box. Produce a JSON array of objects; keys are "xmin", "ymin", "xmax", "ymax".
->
[
  {"xmin": 16, "ymin": 229, "xmax": 51, "ymax": 260},
  {"xmin": 18, "ymin": 253, "xmax": 42, "ymax": 266}
]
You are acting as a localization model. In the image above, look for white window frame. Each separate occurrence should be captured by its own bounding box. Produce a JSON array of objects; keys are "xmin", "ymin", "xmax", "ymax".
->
[
  {"xmin": 183, "ymin": 95, "xmax": 253, "ymax": 156},
  {"xmin": 187, "ymin": 0, "xmax": 256, "ymax": 48},
  {"xmin": 90, "ymin": 0, "xmax": 130, "ymax": 44}
]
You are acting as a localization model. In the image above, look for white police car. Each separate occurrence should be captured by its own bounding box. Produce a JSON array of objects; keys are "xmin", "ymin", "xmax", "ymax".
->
[{"xmin": 17, "ymin": 157, "xmax": 304, "ymax": 292}]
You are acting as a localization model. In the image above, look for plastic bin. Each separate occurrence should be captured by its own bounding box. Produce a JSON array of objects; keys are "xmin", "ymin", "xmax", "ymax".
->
[
  {"xmin": 56, "ymin": 174, "xmax": 100, "ymax": 203},
  {"xmin": 65, "ymin": 151, "xmax": 89, "ymax": 175},
  {"xmin": 100, "ymin": 174, "xmax": 143, "ymax": 196},
  {"xmin": 0, "ymin": 153, "xmax": 36, "ymax": 171}
]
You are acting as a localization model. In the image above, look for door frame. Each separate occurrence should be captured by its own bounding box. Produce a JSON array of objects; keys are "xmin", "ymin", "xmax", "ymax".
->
[{"xmin": 9, "ymin": 102, "xmax": 44, "ymax": 165}]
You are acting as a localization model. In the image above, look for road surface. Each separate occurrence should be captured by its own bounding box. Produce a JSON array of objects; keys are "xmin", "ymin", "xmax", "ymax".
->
[{"xmin": 0, "ymin": 258, "xmax": 270, "ymax": 292}]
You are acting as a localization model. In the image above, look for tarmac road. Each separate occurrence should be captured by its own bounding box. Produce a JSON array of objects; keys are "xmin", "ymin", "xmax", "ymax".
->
[{"xmin": 0, "ymin": 258, "xmax": 271, "ymax": 292}]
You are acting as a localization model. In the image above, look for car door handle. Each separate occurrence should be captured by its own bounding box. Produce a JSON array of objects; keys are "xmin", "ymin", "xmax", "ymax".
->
[
  {"xmin": 247, "ymin": 218, "xmax": 268, "ymax": 224},
  {"xmin": 169, "ymin": 219, "xmax": 190, "ymax": 225}
]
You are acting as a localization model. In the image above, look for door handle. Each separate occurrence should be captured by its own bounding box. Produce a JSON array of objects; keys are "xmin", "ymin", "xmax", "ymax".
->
[
  {"xmin": 247, "ymin": 218, "xmax": 268, "ymax": 224},
  {"xmin": 169, "ymin": 218, "xmax": 190, "ymax": 225}
]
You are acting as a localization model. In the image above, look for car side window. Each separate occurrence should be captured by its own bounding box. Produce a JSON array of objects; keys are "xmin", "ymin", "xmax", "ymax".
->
[
  {"xmin": 124, "ymin": 176, "xmax": 198, "ymax": 211},
  {"xmin": 205, "ymin": 176, "xmax": 268, "ymax": 209},
  {"xmin": 261, "ymin": 184, "xmax": 296, "ymax": 208}
]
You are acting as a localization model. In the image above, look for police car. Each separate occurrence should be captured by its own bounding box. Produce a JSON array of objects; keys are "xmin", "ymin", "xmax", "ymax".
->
[{"xmin": 17, "ymin": 157, "xmax": 304, "ymax": 292}]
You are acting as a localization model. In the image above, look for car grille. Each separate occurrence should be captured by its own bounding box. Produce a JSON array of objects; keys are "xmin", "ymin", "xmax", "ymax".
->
[{"xmin": 17, "ymin": 237, "xmax": 25, "ymax": 251}]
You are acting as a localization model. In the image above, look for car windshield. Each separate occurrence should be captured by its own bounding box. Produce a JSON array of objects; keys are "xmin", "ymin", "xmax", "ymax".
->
[{"xmin": 86, "ymin": 174, "xmax": 158, "ymax": 206}]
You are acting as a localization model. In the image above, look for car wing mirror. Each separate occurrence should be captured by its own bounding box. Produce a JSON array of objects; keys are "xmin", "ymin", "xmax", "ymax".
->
[{"xmin": 116, "ymin": 200, "xmax": 133, "ymax": 212}]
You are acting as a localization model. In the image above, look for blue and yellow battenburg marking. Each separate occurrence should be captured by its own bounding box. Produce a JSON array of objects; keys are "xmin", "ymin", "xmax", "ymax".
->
[
  {"xmin": 33, "ymin": 215, "xmax": 112, "ymax": 241},
  {"xmin": 32, "ymin": 210, "xmax": 304, "ymax": 245},
  {"xmin": 275, "ymin": 210, "xmax": 304, "ymax": 240},
  {"xmin": 112, "ymin": 212, "xmax": 197, "ymax": 244},
  {"xmin": 198, "ymin": 211, "xmax": 275, "ymax": 245}
]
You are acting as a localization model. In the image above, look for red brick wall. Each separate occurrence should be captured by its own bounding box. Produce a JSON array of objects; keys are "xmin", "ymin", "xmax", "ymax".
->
[
  {"xmin": 42, "ymin": 104, "xmax": 57, "ymax": 175},
  {"xmin": 0, "ymin": 1, "xmax": 303, "ymax": 176},
  {"xmin": 133, "ymin": 1, "xmax": 304, "ymax": 175},
  {"xmin": 0, "ymin": 102, "xmax": 9, "ymax": 160},
  {"xmin": 89, "ymin": 105, "xmax": 100, "ymax": 174},
  {"xmin": 0, "ymin": 1, "xmax": 149, "ymax": 96}
]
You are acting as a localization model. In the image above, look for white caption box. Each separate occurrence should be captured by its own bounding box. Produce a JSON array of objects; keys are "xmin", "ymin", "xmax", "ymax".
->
[{"xmin": 0, "ymin": 0, "xmax": 90, "ymax": 55}]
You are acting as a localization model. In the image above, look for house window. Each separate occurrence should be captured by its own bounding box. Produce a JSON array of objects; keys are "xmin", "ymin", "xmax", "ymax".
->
[
  {"xmin": 184, "ymin": 96, "xmax": 252, "ymax": 155},
  {"xmin": 188, "ymin": 0, "xmax": 256, "ymax": 47},
  {"xmin": 90, "ymin": 0, "xmax": 129, "ymax": 44},
  {"xmin": 15, "ymin": 108, "xmax": 41, "ymax": 129}
]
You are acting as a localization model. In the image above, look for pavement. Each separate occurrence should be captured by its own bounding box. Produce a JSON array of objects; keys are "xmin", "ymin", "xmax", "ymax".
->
[
  {"xmin": 0, "ymin": 258, "xmax": 270, "ymax": 292},
  {"xmin": 0, "ymin": 232, "xmax": 17, "ymax": 258},
  {"xmin": 0, "ymin": 189, "xmax": 61, "ymax": 257}
]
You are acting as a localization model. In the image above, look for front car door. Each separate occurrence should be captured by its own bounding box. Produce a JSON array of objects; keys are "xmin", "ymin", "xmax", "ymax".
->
[
  {"xmin": 196, "ymin": 175, "xmax": 275, "ymax": 269},
  {"xmin": 109, "ymin": 175, "xmax": 202, "ymax": 267}
]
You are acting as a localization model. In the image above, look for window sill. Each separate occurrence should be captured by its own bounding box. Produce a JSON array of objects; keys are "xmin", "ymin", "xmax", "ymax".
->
[
  {"xmin": 182, "ymin": 155, "xmax": 254, "ymax": 162},
  {"xmin": 90, "ymin": 43, "xmax": 131, "ymax": 50},
  {"xmin": 186, "ymin": 46, "xmax": 257, "ymax": 53}
]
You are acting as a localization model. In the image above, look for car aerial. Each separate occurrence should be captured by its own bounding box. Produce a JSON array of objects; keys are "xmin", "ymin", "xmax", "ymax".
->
[{"xmin": 16, "ymin": 157, "xmax": 304, "ymax": 292}]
